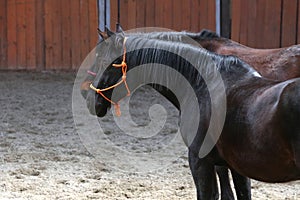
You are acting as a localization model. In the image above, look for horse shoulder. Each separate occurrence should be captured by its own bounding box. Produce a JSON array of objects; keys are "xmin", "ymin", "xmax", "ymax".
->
[
  {"xmin": 222, "ymin": 80, "xmax": 300, "ymax": 181},
  {"xmin": 277, "ymin": 79, "xmax": 300, "ymax": 127},
  {"xmin": 276, "ymin": 79, "xmax": 300, "ymax": 170}
]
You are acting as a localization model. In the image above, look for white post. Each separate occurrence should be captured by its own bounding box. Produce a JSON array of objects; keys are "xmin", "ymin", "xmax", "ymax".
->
[
  {"xmin": 215, "ymin": 0, "xmax": 221, "ymax": 35},
  {"xmin": 98, "ymin": 0, "xmax": 111, "ymax": 32}
]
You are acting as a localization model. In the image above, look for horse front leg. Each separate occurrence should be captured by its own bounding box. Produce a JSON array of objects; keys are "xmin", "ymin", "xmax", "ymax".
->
[
  {"xmin": 231, "ymin": 169, "xmax": 251, "ymax": 200},
  {"xmin": 188, "ymin": 149, "xmax": 219, "ymax": 200},
  {"xmin": 216, "ymin": 166, "xmax": 234, "ymax": 200}
]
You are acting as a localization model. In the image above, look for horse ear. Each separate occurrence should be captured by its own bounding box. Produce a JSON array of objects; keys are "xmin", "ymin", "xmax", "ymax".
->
[
  {"xmin": 97, "ymin": 28, "xmax": 109, "ymax": 40},
  {"xmin": 105, "ymin": 26, "xmax": 115, "ymax": 37},
  {"xmin": 116, "ymin": 23, "xmax": 124, "ymax": 33}
]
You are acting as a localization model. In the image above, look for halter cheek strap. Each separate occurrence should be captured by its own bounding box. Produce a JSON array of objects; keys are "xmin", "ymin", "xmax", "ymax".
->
[
  {"xmin": 87, "ymin": 70, "xmax": 97, "ymax": 76},
  {"xmin": 89, "ymin": 37, "xmax": 130, "ymax": 117}
]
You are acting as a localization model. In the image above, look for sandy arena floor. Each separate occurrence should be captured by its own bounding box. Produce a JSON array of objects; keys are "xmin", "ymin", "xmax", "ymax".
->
[{"xmin": 0, "ymin": 71, "xmax": 299, "ymax": 199}]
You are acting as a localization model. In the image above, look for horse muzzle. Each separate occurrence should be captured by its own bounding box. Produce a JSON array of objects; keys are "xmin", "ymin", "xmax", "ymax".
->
[{"xmin": 86, "ymin": 91, "xmax": 110, "ymax": 117}]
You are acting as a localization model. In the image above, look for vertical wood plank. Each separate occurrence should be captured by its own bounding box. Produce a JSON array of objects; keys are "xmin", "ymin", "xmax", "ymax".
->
[
  {"xmin": 110, "ymin": 0, "xmax": 118, "ymax": 31},
  {"xmin": 35, "ymin": 0, "xmax": 45, "ymax": 70},
  {"xmin": 7, "ymin": 0, "xmax": 17, "ymax": 69},
  {"xmin": 162, "ymin": 0, "xmax": 173, "ymax": 30},
  {"xmin": 199, "ymin": 0, "xmax": 208, "ymax": 29},
  {"xmin": 80, "ymin": 0, "xmax": 90, "ymax": 68},
  {"xmin": 239, "ymin": 0, "xmax": 249, "ymax": 45},
  {"xmin": 70, "ymin": 0, "xmax": 81, "ymax": 69},
  {"xmin": 127, "ymin": 0, "xmax": 136, "ymax": 29},
  {"xmin": 281, "ymin": 0, "xmax": 297, "ymax": 47},
  {"xmin": 154, "ymin": 0, "xmax": 163, "ymax": 27},
  {"xmin": 181, "ymin": 0, "xmax": 190, "ymax": 30},
  {"xmin": 191, "ymin": 0, "xmax": 200, "ymax": 32},
  {"xmin": 136, "ymin": 0, "xmax": 146, "ymax": 28},
  {"xmin": 254, "ymin": 0, "xmax": 266, "ymax": 48},
  {"xmin": 172, "ymin": 0, "xmax": 182, "ymax": 31},
  {"xmin": 263, "ymin": 0, "xmax": 281, "ymax": 48},
  {"xmin": 16, "ymin": 0, "xmax": 27, "ymax": 69},
  {"xmin": 246, "ymin": 0, "xmax": 257, "ymax": 47},
  {"xmin": 231, "ymin": 0, "xmax": 241, "ymax": 41},
  {"xmin": 52, "ymin": 0, "xmax": 62, "ymax": 70},
  {"xmin": 25, "ymin": 0, "xmax": 36, "ymax": 69},
  {"xmin": 207, "ymin": 0, "xmax": 216, "ymax": 31},
  {"xmin": 44, "ymin": 0, "xmax": 53, "ymax": 69},
  {"xmin": 145, "ymin": 0, "xmax": 155, "ymax": 27},
  {"xmin": 89, "ymin": 0, "xmax": 98, "ymax": 48},
  {"xmin": 61, "ymin": 0, "xmax": 71, "ymax": 69},
  {"xmin": 0, "ymin": 0, "xmax": 7, "ymax": 69},
  {"xmin": 120, "ymin": 0, "xmax": 128, "ymax": 30}
]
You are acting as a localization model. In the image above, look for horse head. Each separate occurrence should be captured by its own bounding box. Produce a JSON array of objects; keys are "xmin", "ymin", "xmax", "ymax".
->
[
  {"xmin": 80, "ymin": 26, "xmax": 125, "ymax": 97},
  {"xmin": 85, "ymin": 29, "xmax": 126, "ymax": 117}
]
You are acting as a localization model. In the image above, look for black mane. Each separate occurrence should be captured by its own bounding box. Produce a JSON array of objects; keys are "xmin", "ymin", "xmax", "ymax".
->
[
  {"xmin": 198, "ymin": 29, "xmax": 221, "ymax": 39},
  {"xmin": 123, "ymin": 35, "xmax": 256, "ymax": 79}
]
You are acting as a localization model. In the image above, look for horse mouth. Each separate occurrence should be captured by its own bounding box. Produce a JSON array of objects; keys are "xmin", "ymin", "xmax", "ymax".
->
[
  {"xmin": 95, "ymin": 105, "xmax": 109, "ymax": 117},
  {"xmin": 86, "ymin": 95, "xmax": 109, "ymax": 117},
  {"xmin": 87, "ymin": 98, "xmax": 110, "ymax": 117},
  {"xmin": 88, "ymin": 102, "xmax": 109, "ymax": 117}
]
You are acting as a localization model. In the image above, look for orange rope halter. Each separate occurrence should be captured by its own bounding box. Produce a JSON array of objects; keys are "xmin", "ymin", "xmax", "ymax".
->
[{"xmin": 90, "ymin": 37, "xmax": 130, "ymax": 117}]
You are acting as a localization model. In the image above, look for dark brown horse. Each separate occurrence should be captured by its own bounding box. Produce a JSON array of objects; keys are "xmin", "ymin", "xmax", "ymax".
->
[
  {"xmin": 191, "ymin": 29, "xmax": 300, "ymax": 81},
  {"xmin": 85, "ymin": 33, "xmax": 300, "ymax": 199},
  {"xmin": 80, "ymin": 31, "xmax": 249, "ymax": 200},
  {"xmin": 80, "ymin": 28, "xmax": 300, "ymax": 200}
]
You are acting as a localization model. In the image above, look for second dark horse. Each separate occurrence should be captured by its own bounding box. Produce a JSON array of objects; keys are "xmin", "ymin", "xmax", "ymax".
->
[{"xmin": 86, "ymin": 33, "xmax": 300, "ymax": 199}]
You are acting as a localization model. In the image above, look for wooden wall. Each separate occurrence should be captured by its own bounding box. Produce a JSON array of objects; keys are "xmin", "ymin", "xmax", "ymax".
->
[
  {"xmin": 2, "ymin": 0, "xmax": 300, "ymax": 70},
  {"xmin": 0, "ymin": 0, "xmax": 216, "ymax": 70},
  {"xmin": 0, "ymin": 0, "xmax": 98, "ymax": 70},
  {"xmin": 231, "ymin": 0, "xmax": 300, "ymax": 48},
  {"xmin": 109, "ymin": 0, "xmax": 216, "ymax": 32}
]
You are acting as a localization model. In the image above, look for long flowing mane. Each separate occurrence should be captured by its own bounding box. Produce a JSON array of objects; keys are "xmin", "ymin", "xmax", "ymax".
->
[
  {"xmin": 102, "ymin": 31, "xmax": 257, "ymax": 81},
  {"xmin": 123, "ymin": 29, "xmax": 222, "ymax": 44},
  {"xmin": 122, "ymin": 35, "xmax": 257, "ymax": 83}
]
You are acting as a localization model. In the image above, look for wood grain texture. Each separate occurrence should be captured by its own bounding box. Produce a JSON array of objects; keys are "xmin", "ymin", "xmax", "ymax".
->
[
  {"xmin": 0, "ymin": 0, "xmax": 8, "ymax": 69},
  {"xmin": 7, "ymin": 0, "xmax": 17, "ymax": 69},
  {"xmin": 2, "ymin": 0, "xmax": 300, "ymax": 70},
  {"xmin": 281, "ymin": 0, "xmax": 297, "ymax": 47}
]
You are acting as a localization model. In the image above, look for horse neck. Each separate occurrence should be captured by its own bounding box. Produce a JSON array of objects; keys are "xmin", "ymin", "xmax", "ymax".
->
[
  {"xmin": 125, "ymin": 47, "xmax": 209, "ymax": 109},
  {"xmin": 197, "ymin": 38, "xmax": 251, "ymax": 55},
  {"xmin": 125, "ymin": 46, "xmax": 256, "ymax": 107}
]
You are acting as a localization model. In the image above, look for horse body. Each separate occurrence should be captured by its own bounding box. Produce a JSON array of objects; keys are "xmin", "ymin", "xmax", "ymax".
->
[
  {"xmin": 196, "ymin": 30, "xmax": 300, "ymax": 81},
  {"xmin": 86, "ymin": 35, "xmax": 300, "ymax": 199},
  {"xmin": 81, "ymin": 29, "xmax": 300, "ymax": 199},
  {"xmin": 83, "ymin": 31, "xmax": 249, "ymax": 199},
  {"xmin": 219, "ymin": 78, "xmax": 300, "ymax": 182}
]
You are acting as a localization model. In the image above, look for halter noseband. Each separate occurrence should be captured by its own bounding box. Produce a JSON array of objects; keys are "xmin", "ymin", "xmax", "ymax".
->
[{"xmin": 89, "ymin": 37, "xmax": 130, "ymax": 117}]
